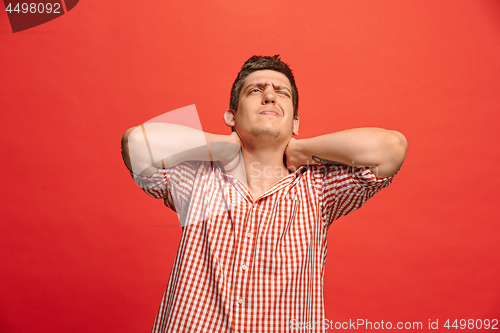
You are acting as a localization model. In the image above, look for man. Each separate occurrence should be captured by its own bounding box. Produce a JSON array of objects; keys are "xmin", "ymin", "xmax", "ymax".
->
[{"xmin": 121, "ymin": 55, "xmax": 407, "ymax": 332}]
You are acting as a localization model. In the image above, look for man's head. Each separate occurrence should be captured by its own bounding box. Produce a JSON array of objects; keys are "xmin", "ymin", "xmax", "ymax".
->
[
  {"xmin": 224, "ymin": 56, "xmax": 300, "ymax": 147},
  {"xmin": 229, "ymin": 55, "xmax": 298, "ymax": 117}
]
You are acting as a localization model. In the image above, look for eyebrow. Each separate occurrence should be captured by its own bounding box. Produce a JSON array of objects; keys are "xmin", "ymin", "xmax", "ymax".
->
[{"xmin": 244, "ymin": 82, "xmax": 292, "ymax": 95}]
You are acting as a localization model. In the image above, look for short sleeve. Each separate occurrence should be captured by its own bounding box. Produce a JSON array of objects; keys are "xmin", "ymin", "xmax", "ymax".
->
[
  {"xmin": 319, "ymin": 165, "xmax": 395, "ymax": 227},
  {"xmin": 130, "ymin": 161, "xmax": 201, "ymax": 214}
]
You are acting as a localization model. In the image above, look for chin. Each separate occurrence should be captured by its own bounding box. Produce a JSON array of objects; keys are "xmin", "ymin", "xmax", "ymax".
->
[{"xmin": 250, "ymin": 126, "xmax": 282, "ymax": 139}]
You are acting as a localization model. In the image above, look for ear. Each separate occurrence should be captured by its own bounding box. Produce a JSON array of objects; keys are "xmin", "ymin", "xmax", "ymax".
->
[
  {"xmin": 224, "ymin": 109, "xmax": 236, "ymax": 127},
  {"xmin": 292, "ymin": 117, "xmax": 300, "ymax": 136}
]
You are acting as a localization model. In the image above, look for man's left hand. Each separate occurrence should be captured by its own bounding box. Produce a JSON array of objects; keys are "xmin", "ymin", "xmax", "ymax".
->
[{"xmin": 285, "ymin": 138, "xmax": 309, "ymax": 172}]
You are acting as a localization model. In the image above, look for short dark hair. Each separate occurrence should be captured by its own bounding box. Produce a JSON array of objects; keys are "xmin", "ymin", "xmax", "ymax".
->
[{"xmin": 229, "ymin": 55, "xmax": 299, "ymax": 117}]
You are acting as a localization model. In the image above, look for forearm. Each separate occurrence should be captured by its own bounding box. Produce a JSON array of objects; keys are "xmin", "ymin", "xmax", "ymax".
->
[
  {"xmin": 121, "ymin": 123, "xmax": 239, "ymax": 176},
  {"xmin": 292, "ymin": 128, "xmax": 407, "ymax": 178}
]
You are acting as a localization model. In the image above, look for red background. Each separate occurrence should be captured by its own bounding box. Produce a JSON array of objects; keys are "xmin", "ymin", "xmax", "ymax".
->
[{"xmin": 1, "ymin": 0, "xmax": 499, "ymax": 332}]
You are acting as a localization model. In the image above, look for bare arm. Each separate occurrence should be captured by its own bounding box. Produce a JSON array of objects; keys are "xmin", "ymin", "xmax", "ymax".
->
[
  {"xmin": 285, "ymin": 128, "xmax": 407, "ymax": 178},
  {"xmin": 121, "ymin": 123, "xmax": 241, "ymax": 177}
]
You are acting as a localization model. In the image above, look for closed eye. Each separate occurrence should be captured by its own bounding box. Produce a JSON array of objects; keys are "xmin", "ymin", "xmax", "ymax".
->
[{"xmin": 277, "ymin": 90, "xmax": 291, "ymax": 97}]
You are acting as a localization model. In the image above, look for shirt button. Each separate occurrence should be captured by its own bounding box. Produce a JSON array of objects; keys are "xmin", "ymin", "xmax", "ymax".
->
[
  {"xmin": 241, "ymin": 264, "xmax": 248, "ymax": 271},
  {"xmin": 246, "ymin": 232, "xmax": 252, "ymax": 238},
  {"xmin": 237, "ymin": 298, "xmax": 244, "ymax": 305}
]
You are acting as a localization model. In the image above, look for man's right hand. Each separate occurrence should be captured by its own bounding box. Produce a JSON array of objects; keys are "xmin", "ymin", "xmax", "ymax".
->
[{"xmin": 215, "ymin": 131, "xmax": 242, "ymax": 168}]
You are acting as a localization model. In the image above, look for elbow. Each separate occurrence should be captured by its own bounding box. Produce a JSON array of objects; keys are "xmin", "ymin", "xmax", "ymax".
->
[
  {"xmin": 389, "ymin": 130, "xmax": 408, "ymax": 162},
  {"xmin": 121, "ymin": 126, "xmax": 138, "ymax": 149},
  {"xmin": 376, "ymin": 131, "xmax": 408, "ymax": 178},
  {"xmin": 121, "ymin": 126, "xmax": 139, "ymax": 171},
  {"xmin": 388, "ymin": 130, "xmax": 408, "ymax": 172}
]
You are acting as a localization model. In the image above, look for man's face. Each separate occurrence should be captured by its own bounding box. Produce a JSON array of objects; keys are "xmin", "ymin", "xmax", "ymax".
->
[{"xmin": 225, "ymin": 70, "xmax": 299, "ymax": 145}]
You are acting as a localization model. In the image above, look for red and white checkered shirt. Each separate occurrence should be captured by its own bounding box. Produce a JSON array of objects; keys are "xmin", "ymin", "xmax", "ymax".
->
[{"xmin": 132, "ymin": 161, "xmax": 394, "ymax": 333}]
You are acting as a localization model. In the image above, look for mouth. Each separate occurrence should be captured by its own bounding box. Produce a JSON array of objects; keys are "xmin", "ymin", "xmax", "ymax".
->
[{"xmin": 260, "ymin": 110, "xmax": 280, "ymax": 117}]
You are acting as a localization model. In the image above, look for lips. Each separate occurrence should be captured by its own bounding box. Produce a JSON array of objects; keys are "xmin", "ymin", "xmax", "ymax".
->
[{"xmin": 260, "ymin": 110, "xmax": 280, "ymax": 116}]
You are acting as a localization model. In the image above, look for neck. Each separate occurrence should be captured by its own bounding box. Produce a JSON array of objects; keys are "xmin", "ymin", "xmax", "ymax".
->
[{"xmin": 237, "ymin": 142, "xmax": 289, "ymax": 200}]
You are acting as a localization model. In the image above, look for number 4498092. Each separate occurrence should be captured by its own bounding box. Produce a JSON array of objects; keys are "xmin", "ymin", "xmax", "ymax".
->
[
  {"xmin": 5, "ymin": 3, "xmax": 61, "ymax": 14},
  {"xmin": 444, "ymin": 319, "xmax": 498, "ymax": 330}
]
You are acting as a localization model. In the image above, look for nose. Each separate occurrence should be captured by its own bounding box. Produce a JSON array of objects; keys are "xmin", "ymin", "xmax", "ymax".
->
[{"xmin": 262, "ymin": 85, "xmax": 276, "ymax": 105}]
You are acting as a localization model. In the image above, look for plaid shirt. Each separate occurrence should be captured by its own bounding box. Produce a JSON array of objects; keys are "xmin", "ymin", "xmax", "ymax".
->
[{"xmin": 132, "ymin": 161, "xmax": 394, "ymax": 333}]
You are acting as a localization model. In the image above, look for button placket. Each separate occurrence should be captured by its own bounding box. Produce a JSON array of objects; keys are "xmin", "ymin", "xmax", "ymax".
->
[{"xmin": 232, "ymin": 200, "xmax": 256, "ymax": 327}]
